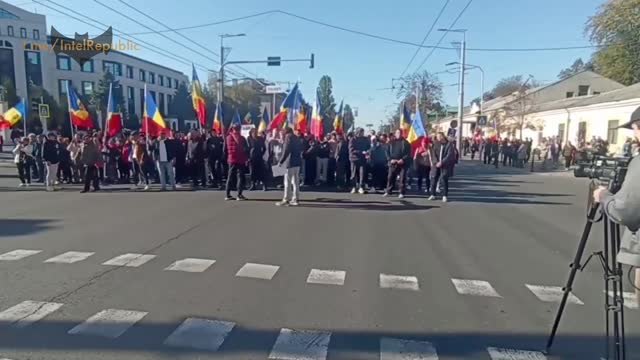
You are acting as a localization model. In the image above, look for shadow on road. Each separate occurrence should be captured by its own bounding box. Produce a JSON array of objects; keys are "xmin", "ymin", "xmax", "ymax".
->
[
  {"xmin": 0, "ymin": 219, "xmax": 58, "ymax": 237},
  {"xmin": 0, "ymin": 319, "xmax": 633, "ymax": 359},
  {"xmin": 246, "ymin": 197, "xmax": 437, "ymax": 212}
]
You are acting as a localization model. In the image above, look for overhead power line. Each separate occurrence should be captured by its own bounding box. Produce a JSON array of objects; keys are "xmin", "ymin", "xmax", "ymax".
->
[{"xmin": 399, "ymin": 0, "xmax": 451, "ymax": 78}]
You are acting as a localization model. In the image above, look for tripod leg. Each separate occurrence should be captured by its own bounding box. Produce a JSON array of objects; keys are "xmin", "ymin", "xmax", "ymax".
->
[{"xmin": 546, "ymin": 205, "xmax": 600, "ymax": 353}]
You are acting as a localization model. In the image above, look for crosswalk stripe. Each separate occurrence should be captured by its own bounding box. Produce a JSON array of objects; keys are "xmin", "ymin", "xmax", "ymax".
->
[
  {"xmin": 380, "ymin": 337, "xmax": 438, "ymax": 359},
  {"xmin": 525, "ymin": 284, "xmax": 583, "ymax": 305},
  {"xmin": 165, "ymin": 258, "xmax": 216, "ymax": 273},
  {"xmin": 487, "ymin": 347, "xmax": 547, "ymax": 359},
  {"xmin": 380, "ymin": 274, "xmax": 420, "ymax": 291},
  {"xmin": 68, "ymin": 309, "xmax": 148, "ymax": 339},
  {"xmin": 268, "ymin": 328, "xmax": 332, "ymax": 360},
  {"xmin": 102, "ymin": 253, "xmax": 156, "ymax": 267},
  {"xmin": 606, "ymin": 291, "xmax": 639, "ymax": 309},
  {"xmin": 0, "ymin": 250, "xmax": 42, "ymax": 261},
  {"xmin": 236, "ymin": 263, "xmax": 280, "ymax": 280},
  {"xmin": 163, "ymin": 317, "xmax": 235, "ymax": 351},
  {"xmin": 0, "ymin": 300, "xmax": 63, "ymax": 328},
  {"xmin": 307, "ymin": 269, "xmax": 346, "ymax": 286},
  {"xmin": 451, "ymin": 279, "xmax": 502, "ymax": 297},
  {"xmin": 44, "ymin": 251, "xmax": 95, "ymax": 264}
]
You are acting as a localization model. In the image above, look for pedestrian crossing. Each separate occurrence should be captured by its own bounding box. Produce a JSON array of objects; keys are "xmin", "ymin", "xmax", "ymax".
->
[
  {"xmin": 0, "ymin": 248, "xmax": 638, "ymax": 309},
  {"xmin": 0, "ymin": 299, "xmax": 549, "ymax": 359}
]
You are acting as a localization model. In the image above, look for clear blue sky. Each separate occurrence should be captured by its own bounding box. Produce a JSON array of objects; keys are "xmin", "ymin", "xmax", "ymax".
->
[{"xmin": 10, "ymin": 0, "xmax": 605, "ymax": 127}]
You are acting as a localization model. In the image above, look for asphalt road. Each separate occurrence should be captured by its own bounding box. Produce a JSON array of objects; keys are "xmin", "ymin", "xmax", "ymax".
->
[{"xmin": 0, "ymin": 157, "xmax": 638, "ymax": 360}]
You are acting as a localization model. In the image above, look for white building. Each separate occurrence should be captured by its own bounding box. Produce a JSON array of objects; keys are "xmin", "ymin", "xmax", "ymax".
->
[{"xmin": 0, "ymin": 0, "xmax": 188, "ymax": 138}]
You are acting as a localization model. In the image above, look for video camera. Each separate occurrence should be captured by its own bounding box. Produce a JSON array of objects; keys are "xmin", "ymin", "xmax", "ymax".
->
[{"xmin": 574, "ymin": 153, "xmax": 630, "ymax": 194}]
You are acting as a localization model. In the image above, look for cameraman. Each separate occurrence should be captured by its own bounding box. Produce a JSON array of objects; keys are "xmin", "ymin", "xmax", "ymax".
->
[{"xmin": 593, "ymin": 107, "xmax": 640, "ymax": 303}]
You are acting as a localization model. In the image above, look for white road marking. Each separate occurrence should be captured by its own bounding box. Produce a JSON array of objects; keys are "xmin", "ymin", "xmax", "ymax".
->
[
  {"xmin": 380, "ymin": 274, "xmax": 420, "ymax": 291},
  {"xmin": 68, "ymin": 309, "xmax": 148, "ymax": 339},
  {"xmin": 525, "ymin": 284, "xmax": 583, "ymax": 305},
  {"xmin": 102, "ymin": 253, "xmax": 156, "ymax": 267},
  {"xmin": 380, "ymin": 337, "xmax": 439, "ymax": 359},
  {"xmin": 487, "ymin": 347, "xmax": 547, "ymax": 359},
  {"xmin": 268, "ymin": 328, "xmax": 332, "ymax": 360},
  {"xmin": 164, "ymin": 317, "xmax": 235, "ymax": 351},
  {"xmin": 307, "ymin": 269, "xmax": 346, "ymax": 286},
  {"xmin": 451, "ymin": 279, "xmax": 502, "ymax": 297},
  {"xmin": 0, "ymin": 300, "xmax": 63, "ymax": 328},
  {"xmin": 236, "ymin": 263, "xmax": 280, "ymax": 280},
  {"xmin": 606, "ymin": 291, "xmax": 639, "ymax": 309},
  {"xmin": 44, "ymin": 251, "xmax": 95, "ymax": 264},
  {"xmin": 0, "ymin": 250, "xmax": 41, "ymax": 261},
  {"xmin": 165, "ymin": 258, "xmax": 216, "ymax": 273}
]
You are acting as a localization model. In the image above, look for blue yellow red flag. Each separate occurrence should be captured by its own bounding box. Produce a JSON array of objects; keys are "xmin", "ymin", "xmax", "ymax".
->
[
  {"xmin": 213, "ymin": 102, "xmax": 223, "ymax": 133},
  {"xmin": 0, "ymin": 99, "xmax": 26, "ymax": 129},
  {"xmin": 268, "ymin": 83, "xmax": 300, "ymax": 131},
  {"xmin": 333, "ymin": 100, "xmax": 344, "ymax": 134},
  {"xmin": 258, "ymin": 106, "xmax": 269, "ymax": 133},
  {"xmin": 67, "ymin": 84, "xmax": 93, "ymax": 129},
  {"xmin": 191, "ymin": 64, "xmax": 206, "ymax": 127},
  {"xmin": 231, "ymin": 109, "xmax": 242, "ymax": 127},
  {"xmin": 106, "ymin": 82, "xmax": 122, "ymax": 137},
  {"xmin": 400, "ymin": 102, "xmax": 411, "ymax": 137},
  {"xmin": 142, "ymin": 86, "xmax": 167, "ymax": 136},
  {"xmin": 310, "ymin": 92, "xmax": 323, "ymax": 139}
]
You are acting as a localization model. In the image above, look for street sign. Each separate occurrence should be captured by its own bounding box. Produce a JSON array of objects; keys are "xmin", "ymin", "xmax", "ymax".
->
[
  {"xmin": 447, "ymin": 128, "xmax": 457, "ymax": 138},
  {"xmin": 38, "ymin": 104, "xmax": 50, "ymax": 119},
  {"xmin": 267, "ymin": 56, "xmax": 281, "ymax": 66},
  {"xmin": 266, "ymin": 85, "xmax": 283, "ymax": 94},
  {"xmin": 477, "ymin": 115, "xmax": 488, "ymax": 126},
  {"xmin": 449, "ymin": 120, "xmax": 458, "ymax": 129}
]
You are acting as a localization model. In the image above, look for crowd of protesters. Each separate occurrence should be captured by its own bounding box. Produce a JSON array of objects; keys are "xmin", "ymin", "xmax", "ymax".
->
[{"xmin": 8, "ymin": 125, "xmax": 460, "ymax": 204}]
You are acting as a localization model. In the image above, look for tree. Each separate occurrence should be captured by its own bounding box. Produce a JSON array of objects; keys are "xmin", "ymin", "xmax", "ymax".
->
[
  {"xmin": 395, "ymin": 70, "xmax": 443, "ymax": 124},
  {"xmin": 586, "ymin": 0, "xmax": 640, "ymax": 85},
  {"xmin": 558, "ymin": 58, "xmax": 594, "ymax": 79},
  {"xmin": 26, "ymin": 84, "xmax": 67, "ymax": 135},
  {"xmin": 170, "ymin": 82, "xmax": 194, "ymax": 127},
  {"xmin": 90, "ymin": 71, "xmax": 127, "ymax": 129},
  {"xmin": 317, "ymin": 75, "xmax": 336, "ymax": 132},
  {"xmin": 487, "ymin": 75, "xmax": 539, "ymax": 100},
  {"xmin": 343, "ymin": 104, "xmax": 354, "ymax": 132}
]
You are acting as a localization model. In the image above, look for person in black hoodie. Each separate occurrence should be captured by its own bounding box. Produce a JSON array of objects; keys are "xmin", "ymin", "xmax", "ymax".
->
[
  {"xmin": 428, "ymin": 132, "xmax": 456, "ymax": 203},
  {"xmin": 348, "ymin": 128, "xmax": 371, "ymax": 194},
  {"xmin": 383, "ymin": 129, "xmax": 410, "ymax": 198},
  {"xmin": 334, "ymin": 133, "xmax": 349, "ymax": 191},
  {"xmin": 206, "ymin": 129, "xmax": 224, "ymax": 188},
  {"xmin": 42, "ymin": 132, "xmax": 60, "ymax": 191},
  {"xmin": 247, "ymin": 128, "xmax": 267, "ymax": 191}
]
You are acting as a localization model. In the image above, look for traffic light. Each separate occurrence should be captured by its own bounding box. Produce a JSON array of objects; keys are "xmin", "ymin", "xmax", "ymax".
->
[{"xmin": 310, "ymin": 53, "xmax": 315, "ymax": 69}]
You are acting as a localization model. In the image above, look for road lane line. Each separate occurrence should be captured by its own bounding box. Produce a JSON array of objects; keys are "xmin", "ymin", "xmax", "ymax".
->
[
  {"xmin": 380, "ymin": 274, "xmax": 420, "ymax": 291},
  {"xmin": 451, "ymin": 279, "xmax": 502, "ymax": 297},
  {"xmin": 163, "ymin": 317, "xmax": 235, "ymax": 351},
  {"xmin": 380, "ymin": 337, "xmax": 439, "ymax": 359},
  {"xmin": 68, "ymin": 309, "xmax": 148, "ymax": 338},
  {"xmin": 307, "ymin": 269, "xmax": 346, "ymax": 286},
  {"xmin": 165, "ymin": 258, "xmax": 216, "ymax": 273},
  {"xmin": 525, "ymin": 284, "xmax": 583, "ymax": 305},
  {"xmin": 235, "ymin": 263, "xmax": 280, "ymax": 280},
  {"xmin": 0, "ymin": 250, "xmax": 42, "ymax": 261},
  {"xmin": 487, "ymin": 347, "xmax": 547, "ymax": 359},
  {"xmin": 44, "ymin": 251, "xmax": 95, "ymax": 264},
  {"xmin": 268, "ymin": 328, "xmax": 331, "ymax": 360},
  {"xmin": 0, "ymin": 300, "xmax": 63, "ymax": 328},
  {"xmin": 102, "ymin": 253, "xmax": 156, "ymax": 267}
]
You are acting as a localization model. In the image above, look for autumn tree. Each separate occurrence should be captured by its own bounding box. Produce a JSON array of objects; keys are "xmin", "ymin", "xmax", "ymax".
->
[
  {"xmin": 558, "ymin": 58, "xmax": 595, "ymax": 79},
  {"xmin": 394, "ymin": 70, "xmax": 443, "ymax": 118}
]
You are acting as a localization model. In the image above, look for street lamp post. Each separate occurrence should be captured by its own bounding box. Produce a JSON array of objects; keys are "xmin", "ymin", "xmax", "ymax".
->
[
  {"xmin": 446, "ymin": 62, "xmax": 484, "ymax": 115},
  {"xmin": 438, "ymin": 28, "xmax": 466, "ymax": 154},
  {"xmin": 219, "ymin": 33, "xmax": 246, "ymax": 104}
]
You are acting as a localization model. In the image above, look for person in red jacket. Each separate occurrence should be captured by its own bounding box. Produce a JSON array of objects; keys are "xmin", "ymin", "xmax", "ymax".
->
[{"xmin": 224, "ymin": 124, "xmax": 249, "ymax": 201}]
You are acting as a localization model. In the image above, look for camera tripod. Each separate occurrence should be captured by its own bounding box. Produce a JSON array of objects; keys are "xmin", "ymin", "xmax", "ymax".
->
[{"xmin": 545, "ymin": 203, "xmax": 626, "ymax": 359}]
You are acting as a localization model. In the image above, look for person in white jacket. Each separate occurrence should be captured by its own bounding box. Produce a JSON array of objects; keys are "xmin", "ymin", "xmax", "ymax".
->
[{"xmin": 12, "ymin": 137, "xmax": 34, "ymax": 187}]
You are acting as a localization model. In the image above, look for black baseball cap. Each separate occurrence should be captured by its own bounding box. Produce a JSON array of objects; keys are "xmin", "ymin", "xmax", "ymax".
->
[{"xmin": 618, "ymin": 106, "xmax": 640, "ymax": 129}]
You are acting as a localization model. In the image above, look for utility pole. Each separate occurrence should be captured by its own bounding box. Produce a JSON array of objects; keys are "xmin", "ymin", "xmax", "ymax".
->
[
  {"xmin": 218, "ymin": 33, "xmax": 247, "ymax": 104},
  {"xmin": 439, "ymin": 28, "xmax": 467, "ymax": 154}
]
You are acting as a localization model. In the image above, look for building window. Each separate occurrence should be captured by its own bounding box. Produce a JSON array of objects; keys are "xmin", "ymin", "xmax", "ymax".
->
[
  {"xmin": 57, "ymin": 55, "xmax": 71, "ymax": 70},
  {"xmin": 138, "ymin": 69, "xmax": 146, "ymax": 81},
  {"xmin": 0, "ymin": 8, "xmax": 20, "ymax": 20},
  {"xmin": 33, "ymin": 29, "xmax": 39, "ymax": 40},
  {"xmin": 578, "ymin": 85, "xmax": 590, "ymax": 96},
  {"xmin": 607, "ymin": 120, "xmax": 619, "ymax": 145},
  {"xmin": 166, "ymin": 77, "xmax": 172, "ymax": 88},
  {"xmin": 19, "ymin": 27, "xmax": 26, "ymax": 38},
  {"xmin": 82, "ymin": 81, "xmax": 94, "ymax": 96},
  {"xmin": 167, "ymin": 94, "xmax": 173, "ymax": 114},
  {"xmin": 149, "ymin": 72, "xmax": 155, "ymax": 84},
  {"xmin": 566, "ymin": 92, "xmax": 574, "ymax": 98},
  {"xmin": 593, "ymin": 91, "xmax": 601, "ymax": 95},
  {"xmin": 174, "ymin": 79, "xmax": 178, "ymax": 89},
  {"xmin": 24, "ymin": 51, "xmax": 42, "ymax": 86},
  {"xmin": 81, "ymin": 60, "xmax": 94, "ymax": 73},
  {"xmin": 126, "ymin": 65, "xmax": 133, "ymax": 79},
  {"xmin": 103, "ymin": 61, "xmax": 122, "ymax": 76},
  {"xmin": 25, "ymin": 51, "xmax": 40, "ymax": 65},
  {"xmin": 7, "ymin": 26, "xmax": 14, "ymax": 37},
  {"xmin": 139, "ymin": 88, "xmax": 145, "ymax": 115},
  {"xmin": 127, "ymin": 86, "xmax": 136, "ymax": 115},
  {"xmin": 159, "ymin": 75, "xmax": 164, "ymax": 87},
  {"xmin": 159, "ymin": 93, "xmax": 165, "ymax": 115},
  {"xmin": 59, "ymin": 79, "xmax": 72, "ymax": 98}
]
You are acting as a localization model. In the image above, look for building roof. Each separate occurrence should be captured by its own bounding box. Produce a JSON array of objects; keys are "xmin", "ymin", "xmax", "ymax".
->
[{"xmin": 529, "ymin": 82, "xmax": 640, "ymax": 113}]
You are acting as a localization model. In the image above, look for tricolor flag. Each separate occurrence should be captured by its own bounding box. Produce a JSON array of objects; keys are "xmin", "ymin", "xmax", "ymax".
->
[
  {"xmin": 400, "ymin": 102, "xmax": 411, "ymax": 137},
  {"xmin": 105, "ymin": 83, "xmax": 122, "ymax": 137},
  {"xmin": 268, "ymin": 83, "xmax": 300, "ymax": 130},
  {"xmin": 212, "ymin": 102, "xmax": 223, "ymax": 133},
  {"xmin": 296, "ymin": 104, "xmax": 307, "ymax": 133},
  {"xmin": 191, "ymin": 64, "xmax": 206, "ymax": 127},
  {"xmin": 333, "ymin": 100, "xmax": 344, "ymax": 134},
  {"xmin": 310, "ymin": 92, "xmax": 323, "ymax": 139},
  {"xmin": 258, "ymin": 106, "xmax": 269, "ymax": 133},
  {"xmin": 0, "ymin": 99, "xmax": 26, "ymax": 129},
  {"xmin": 406, "ymin": 109, "xmax": 428, "ymax": 155},
  {"xmin": 142, "ymin": 85, "xmax": 167, "ymax": 136},
  {"xmin": 231, "ymin": 109, "xmax": 242, "ymax": 127},
  {"xmin": 67, "ymin": 84, "xmax": 93, "ymax": 129}
]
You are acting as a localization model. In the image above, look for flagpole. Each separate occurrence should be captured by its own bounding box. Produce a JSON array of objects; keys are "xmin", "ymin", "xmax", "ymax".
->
[
  {"xmin": 22, "ymin": 97, "xmax": 27, "ymax": 136},
  {"xmin": 66, "ymin": 82, "xmax": 75, "ymax": 138},
  {"xmin": 103, "ymin": 82, "xmax": 111, "ymax": 145},
  {"xmin": 144, "ymin": 84, "xmax": 149, "ymax": 144}
]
